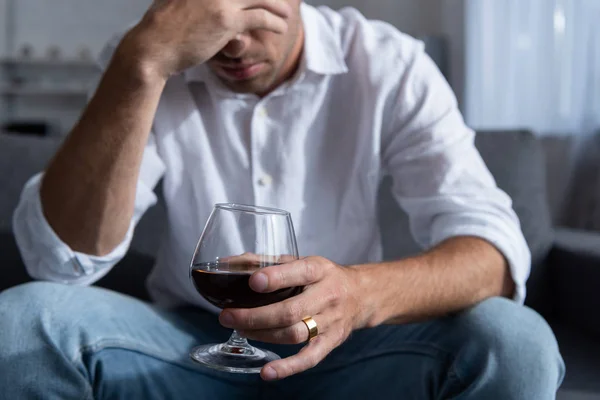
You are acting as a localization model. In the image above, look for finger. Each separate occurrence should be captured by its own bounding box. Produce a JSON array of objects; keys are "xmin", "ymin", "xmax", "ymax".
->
[
  {"xmin": 249, "ymin": 257, "xmax": 325, "ymax": 293},
  {"xmin": 149, "ymin": 0, "xmax": 170, "ymax": 11},
  {"xmin": 240, "ymin": 9, "xmax": 288, "ymax": 34},
  {"xmin": 239, "ymin": 314, "xmax": 326, "ymax": 345},
  {"xmin": 220, "ymin": 253, "xmax": 291, "ymax": 267},
  {"xmin": 220, "ymin": 289, "xmax": 318, "ymax": 330},
  {"xmin": 261, "ymin": 334, "xmax": 335, "ymax": 381},
  {"xmin": 219, "ymin": 252, "xmax": 265, "ymax": 264},
  {"xmin": 243, "ymin": 0, "xmax": 292, "ymax": 19},
  {"xmin": 277, "ymin": 254, "xmax": 299, "ymax": 264}
]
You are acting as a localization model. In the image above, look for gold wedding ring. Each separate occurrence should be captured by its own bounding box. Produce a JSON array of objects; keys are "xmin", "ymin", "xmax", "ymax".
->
[{"xmin": 302, "ymin": 316, "xmax": 319, "ymax": 342}]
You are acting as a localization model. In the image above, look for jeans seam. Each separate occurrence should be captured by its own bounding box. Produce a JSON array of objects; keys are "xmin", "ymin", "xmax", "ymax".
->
[
  {"xmin": 74, "ymin": 339, "xmax": 189, "ymax": 369},
  {"xmin": 73, "ymin": 339, "xmax": 256, "ymax": 384},
  {"xmin": 82, "ymin": 384, "xmax": 94, "ymax": 400},
  {"xmin": 446, "ymin": 361, "xmax": 466, "ymax": 391}
]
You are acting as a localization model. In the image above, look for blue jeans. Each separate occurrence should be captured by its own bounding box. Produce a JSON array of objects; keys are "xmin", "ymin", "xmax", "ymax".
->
[{"xmin": 0, "ymin": 282, "xmax": 564, "ymax": 399}]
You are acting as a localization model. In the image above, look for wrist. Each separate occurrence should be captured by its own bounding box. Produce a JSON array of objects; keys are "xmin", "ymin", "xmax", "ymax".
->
[
  {"xmin": 115, "ymin": 28, "xmax": 170, "ymax": 86},
  {"xmin": 350, "ymin": 264, "xmax": 395, "ymax": 329}
]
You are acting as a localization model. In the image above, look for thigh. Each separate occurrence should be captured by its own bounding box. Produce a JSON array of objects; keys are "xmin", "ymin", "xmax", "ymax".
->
[
  {"xmin": 262, "ymin": 317, "xmax": 459, "ymax": 399},
  {"xmin": 89, "ymin": 347, "xmax": 264, "ymax": 400},
  {"xmin": 0, "ymin": 282, "xmax": 263, "ymax": 400},
  {"xmin": 263, "ymin": 297, "xmax": 561, "ymax": 400}
]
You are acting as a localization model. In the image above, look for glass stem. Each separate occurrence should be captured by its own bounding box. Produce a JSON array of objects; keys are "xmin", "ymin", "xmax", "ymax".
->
[
  {"xmin": 221, "ymin": 330, "xmax": 254, "ymax": 355},
  {"xmin": 228, "ymin": 330, "xmax": 249, "ymax": 346}
]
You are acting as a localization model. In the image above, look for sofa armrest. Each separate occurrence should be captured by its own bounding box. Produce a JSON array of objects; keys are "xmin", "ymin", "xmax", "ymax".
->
[{"xmin": 547, "ymin": 228, "xmax": 600, "ymax": 336}]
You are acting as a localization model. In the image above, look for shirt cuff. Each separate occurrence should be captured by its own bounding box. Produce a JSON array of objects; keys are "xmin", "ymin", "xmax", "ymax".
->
[{"xmin": 14, "ymin": 174, "xmax": 156, "ymax": 283}]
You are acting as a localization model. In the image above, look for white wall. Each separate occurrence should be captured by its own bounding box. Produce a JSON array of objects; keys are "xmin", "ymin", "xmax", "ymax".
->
[
  {"xmin": 7, "ymin": 0, "xmax": 150, "ymax": 59},
  {"xmin": 0, "ymin": 0, "xmax": 7, "ymax": 56},
  {"xmin": 440, "ymin": 0, "xmax": 466, "ymax": 108},
  {"xmin": 308, "ymin": 0, "xmax": 443, "ymax": 35},
  {"xmin": 0, "ymin": 0, "xmax": 151, "ymax": 132}
]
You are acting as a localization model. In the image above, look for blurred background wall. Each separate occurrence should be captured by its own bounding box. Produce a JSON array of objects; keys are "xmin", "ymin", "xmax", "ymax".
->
[{"xmin": 0, "ymin": 0, "xmax": 151, "ymax": 134}]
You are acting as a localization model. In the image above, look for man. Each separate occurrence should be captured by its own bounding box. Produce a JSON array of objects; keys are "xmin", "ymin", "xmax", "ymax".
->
[{"xmin": 0, "ymin": 0, "xmax": 564, "ymax": 398}]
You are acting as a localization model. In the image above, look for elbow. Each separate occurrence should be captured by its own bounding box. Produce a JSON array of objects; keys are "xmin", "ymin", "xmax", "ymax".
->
[{"xmin": 501, "ymin": 267, "xmax": 517, "ymax": 299}]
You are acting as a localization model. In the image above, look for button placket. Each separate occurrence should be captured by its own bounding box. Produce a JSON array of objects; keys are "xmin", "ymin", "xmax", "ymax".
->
[
  {"xmin": 257, "ymin": 174, "xmax": 273, "ymax": 187},
  {"xmin": 257, "ymin": 106, "xmax": 268, "ymax": 118},
  {"xmin": 251, "ymin": 101, "xmax": 272, "ymax": 206}
]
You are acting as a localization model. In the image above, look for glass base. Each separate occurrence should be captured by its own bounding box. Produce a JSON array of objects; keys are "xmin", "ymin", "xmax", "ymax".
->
[{"xmin": 190, "ymin": 343, "xmax": 280, "ymax": 374}]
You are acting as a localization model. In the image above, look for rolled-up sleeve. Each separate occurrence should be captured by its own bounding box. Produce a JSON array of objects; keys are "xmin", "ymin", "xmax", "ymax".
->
[
  {"xmin": 383, "ymin": 43, "xmax": 531, "ymax": 304},
  {"xmin": 12, "ymin": 135, "xmax": 165, "ymax": 285}
]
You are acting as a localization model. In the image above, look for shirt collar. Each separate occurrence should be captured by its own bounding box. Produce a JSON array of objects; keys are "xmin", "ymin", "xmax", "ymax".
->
[
  {"xmin": 183, "ymin": 4, "xmax": 348, "ymax": 83},
  {"xmin": 300, "ymin": 3, "xmax": 348, "ymax": 76}
]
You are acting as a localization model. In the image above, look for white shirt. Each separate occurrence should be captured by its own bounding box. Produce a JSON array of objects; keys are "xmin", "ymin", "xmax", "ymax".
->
[{"xmin": 13, "ymin": 4, "xmax": 531, "ymax": 310}]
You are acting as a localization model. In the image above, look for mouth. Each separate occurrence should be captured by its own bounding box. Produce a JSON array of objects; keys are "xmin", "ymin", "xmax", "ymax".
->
[{"xmin": 216, "ymin": 62, "xmax": 266, "ymax": 81}]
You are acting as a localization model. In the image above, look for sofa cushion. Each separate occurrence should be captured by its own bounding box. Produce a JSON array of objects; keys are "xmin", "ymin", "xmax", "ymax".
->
[
  {"xmin": 0, "ymin": 232, "xmax": 32, "ymax": 291},
  {"xmin": 378, "ymin": 130, "xmax": 554, "ymax": 313},
  {"xmin": 95, "ymin": 252, "xmax": 155, "ymax": 301},
  {"xmin": 475, "ymin": 131, "xmax": 554, "ymax": 267},
  {"xmin": 0, "ymin": 133, "xmax": 63, "ymax": 231},
  {"xmin": 562, "ymin": 132, "xmax": 600, "ymax": 231}
]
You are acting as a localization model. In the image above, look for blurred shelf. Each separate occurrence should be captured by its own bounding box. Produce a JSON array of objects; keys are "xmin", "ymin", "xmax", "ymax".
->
[
  {"xmin": 0, "ymin": 85, "xmax": 90, "ymax": 96},
  {"xmin": 0, "ymin": 57, "xmax": 96, "ymax": 68}
]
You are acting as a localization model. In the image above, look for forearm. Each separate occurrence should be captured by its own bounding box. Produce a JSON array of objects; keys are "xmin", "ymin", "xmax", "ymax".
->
[
  {"xmin": 355, "ymin": 236, "xmax": 515, "ymax": 327},
  {"xmin": 39, "ymin": 0, "xmax": 294, "ymax": 256},
  {"xmin": 40, "ymin": 36, "xmax": 166, "ymax": 256}
]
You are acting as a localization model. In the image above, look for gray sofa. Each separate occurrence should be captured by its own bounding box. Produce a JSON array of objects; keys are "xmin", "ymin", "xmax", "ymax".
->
[{"xmin": 1, "ymin": 131, "xmax": 599, "ymax": 399}]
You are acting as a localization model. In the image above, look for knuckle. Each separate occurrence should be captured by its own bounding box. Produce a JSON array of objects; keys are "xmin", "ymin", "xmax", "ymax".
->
[
  {"xmin": 256, "ymin": 9, "xmax": 268, "ymax": 26},
  {"xmin": 282, "ymin": 314, "xmax": 296, "ymax": 327},
  {"xmin": 337, "ymin": 325, "xmax": 348, "ymax": 342},
  {"xmin": 285, "ymin": 363, "xmax": 297, "ymax": 377},
  {"xmin": 277, "ymin": 360, "xmax": 295, "ymax": 377},
  {"xmin": 268, "ymin": 330, "xmax": 283, "ymax": 343},
  {"xmin": 143, "ymin": 6, "xmax": 169, "ymax": 28},
  {"xmin": 243, "ymin": 311, "xmax": 256, "ymax": 329},
  {"xmin": 143, "ymin": 9, "xmax": 160, "ymax": 25},
  {"xmin": 283, "ymin": 303, "xmax": 302, "ymax": 325},
  {"xmin": 291, "ymin": 326, "xmax": 306, "ymax": 344},
  {"xmin": 306, "ymin": 352, "xmax": 320, "ymax": 368},
  {"xmin": 275, "ymin": 269, "xmax": 287, "ymax": 288},
  {"xmin": 303, "ymin": 259, "xmax": 319, "ymax": 281},
  {"xmin": 324, "ymin": 286, "xmax": 343, "ymax": 306},
  {"xmin": 148, "ymin": 0, "xmax": 169, "ymax": 14},
  {"xmin": 213, "ymin": 8, "xmax": 231, "ymax": 28},
  {"xmin": 314, "ymin": 256, "xmax": 329, "ymax": 265},
  {"xmin": 321, "ymin": 289, "xmax": 335, "ymax": 306}
]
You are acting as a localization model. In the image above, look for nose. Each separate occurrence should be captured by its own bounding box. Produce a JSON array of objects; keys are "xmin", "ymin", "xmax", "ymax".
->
[{"xmin": 221, "ymin": 34, "xmax": 251, "ymax": 59}]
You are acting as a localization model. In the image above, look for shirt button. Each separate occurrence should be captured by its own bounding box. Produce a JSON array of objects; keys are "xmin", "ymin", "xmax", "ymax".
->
[
  {"xmin": 257, "ymin": 175, "xmax": 273, "ymax": 187},
  {"xmin": 257, "ymin": 107, "xmax": 268, "ymax": 118}
]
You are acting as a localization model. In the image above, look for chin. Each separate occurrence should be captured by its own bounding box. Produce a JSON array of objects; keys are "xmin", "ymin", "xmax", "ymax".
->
[{"xmin": 222, "ymin": 78, "xmax": 274, "ymax": 95}]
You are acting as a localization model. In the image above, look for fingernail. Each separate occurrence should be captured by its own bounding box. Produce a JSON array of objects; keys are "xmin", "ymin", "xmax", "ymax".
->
[
  {"xmin": 220, "ymin": 312, "xmax": 234, "ymax": 328},
  {"xmin": 251, "ymin": 272, "xmax": 269, "ymax": 293},
  {"xmin": 263, "ymin": 366, "xmax": 278, "ymax": 381}
]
